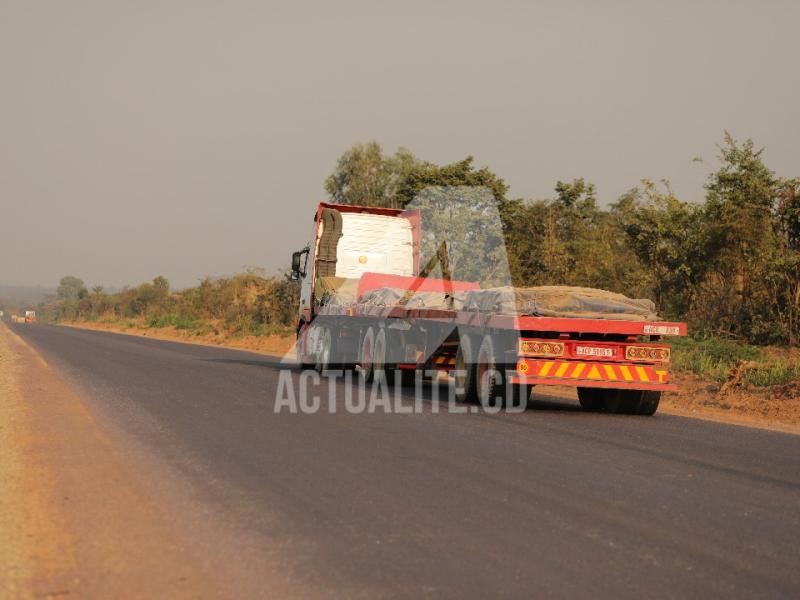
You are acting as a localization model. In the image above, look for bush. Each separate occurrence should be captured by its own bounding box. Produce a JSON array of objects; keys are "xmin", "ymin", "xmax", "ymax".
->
[
  {"xmin": 669, "ymin": 336, "xmax": 762, "ymax": 381},
  {"xmin": 47, "ymin": 271, "xmax": 299, "ymax": 339},
  {"xmin": 670, "ymin": 335, "xmax": 800, "ymax": 387}
]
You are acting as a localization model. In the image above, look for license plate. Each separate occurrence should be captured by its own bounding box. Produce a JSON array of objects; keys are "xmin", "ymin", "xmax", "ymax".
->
[
  {"xmin": 644, "ymin": 325, "xmax": 680, "ymax": 335},
  {"xmin": 575, "ymin": 346, "xmax": 613, "ymax": 358}
]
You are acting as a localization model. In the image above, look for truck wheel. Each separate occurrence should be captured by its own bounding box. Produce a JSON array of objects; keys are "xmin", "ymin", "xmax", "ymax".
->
[
  {"xmin": 391, "ymin": 369, "xmax": 418, "ymax": 387},
  {"xmin": 296, "ymin": 325, "xmax": 312, "ymax": 370},
  {"xmin": 637, "ymin": 391, "xmax": 661, "ymax": 416},
  {"xmin": 314, "ymin": 326, "xmax": 332, "ymax": 373},
  {"xmin": 510, "ymin": 384, "xmax": 532, "ymax": 410},
  {"xmin": 454, "ymin": 333, "xmax": 478, "ymax": 404},
  {"xmin": 373, "ymin": 328, "xmax": 388, "ymax": 383},
  {"xmin": 360, "ymin": 327, "xmax": 376, "ymax": 383},
  {"xmin": 603, "ymin": 389, "xmax": 643, "ymax": 414},
  {"xmin": 577, "ymin": 387, "xmax": 604, "ymax": 411},
  {"xmin": 476, "ymin": 335, "xmax": 506, "ymax": 407}
]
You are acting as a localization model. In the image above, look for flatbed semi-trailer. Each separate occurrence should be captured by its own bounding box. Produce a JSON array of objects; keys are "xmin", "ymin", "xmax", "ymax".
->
[{"xmin": 291, "ymin": 198, "xmax": 687, "ymax": 416}]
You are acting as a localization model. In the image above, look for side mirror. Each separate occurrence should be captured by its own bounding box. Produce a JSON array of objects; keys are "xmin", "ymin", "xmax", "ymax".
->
[
  {"xmin": 291, "ymin": 248, "xmax": 309, "ymax": 280},
  {"xmin": 291, "ymin": 251, "xmax": 302, "ymax": 280}
]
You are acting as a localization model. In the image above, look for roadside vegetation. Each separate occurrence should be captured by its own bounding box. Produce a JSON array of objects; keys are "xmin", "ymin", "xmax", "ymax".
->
[
  {"xmin": 668, "ymin": 336, "xmax": 800, "ymax": 388},
  {"xmin": 33, "ymin": 132, "xmax": 800, "ymax": 395},
  {"xmin": 42, "ymin": 270, "xmax": 298, "ymax": 339}
]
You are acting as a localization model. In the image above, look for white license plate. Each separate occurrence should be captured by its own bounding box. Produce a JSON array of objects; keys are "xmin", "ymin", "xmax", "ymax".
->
[
  {"xmin": 644, "ymin": 325, "xmax": 680, "ymax": 336},
  {"xmin": 575, "ymin": 346, "xmax": 613, "ymax": 358}
]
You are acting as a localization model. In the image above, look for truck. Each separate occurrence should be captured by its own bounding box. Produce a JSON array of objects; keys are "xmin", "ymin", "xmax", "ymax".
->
[
  {"xmin": 25, "ymin": 310, "xmax": 36, "ymax": 324},
  {"xmin": 291, "ymin": 188, "xmax": 687, "ymax": 416}
]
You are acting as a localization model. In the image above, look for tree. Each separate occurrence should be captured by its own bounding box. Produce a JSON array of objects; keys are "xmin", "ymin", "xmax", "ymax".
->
[
  {"xmin": 699, "ymin": 134, "xmax": 786, "ymax": 341},
  {"xmin": 325, "ymin": 143, "xmax": 509, "ymax": 210},
  {"xmin": 613, "ymin": 180, "xmax": 700, "ymax": 316},
  {"xmin": 57, "ymin": 276, "xmax": 87, "ymax": 301},
  {"xmin": 396, "ymin": 156, "xmax": 509, "ymax": 208},
  {"xmin": 324, "ymin": 142, "xmax": 424, "ymax": 208},
  {"xmin": 153, "ymin": 276, "xmax": 170, "ymax": 294}
]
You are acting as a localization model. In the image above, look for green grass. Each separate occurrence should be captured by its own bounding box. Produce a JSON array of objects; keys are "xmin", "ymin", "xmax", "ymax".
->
[
  {"xmin": 669, "ymin": 335, "xmax": 799, "ymax": 387},
  {"xmin": 148, "ymin": 314, "xmax": 200, "ymax": 331},
  {"xmin": 741, "ymin": 361, "xmax": 800, "ymax": 387}
]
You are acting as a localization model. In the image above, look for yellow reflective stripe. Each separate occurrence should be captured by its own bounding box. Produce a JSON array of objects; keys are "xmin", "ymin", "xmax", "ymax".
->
[
  {"xmin": 571, "ymin": 363, "xmax": 586, "ymax": 378},
  {"xmin": 655, "ymin": 370, "xmax": 667, "ymax": 383},
  {"xmin": 586, "ymin": 365, "xmax": 601, "ymax": 379},
  {"xmin": 603, "ymin": 365, "xmax": 617, "ymax": 380},
  {"xmin": 635, "ymin": 366, "xmax": 650, "ymax": 382},
  {"xmin": 618, "ymin": 365, "xmax": 634, "ymax": 381},
  {"xmin": 555, "ymin": 362, "xmax": 570, "ymax": 377},
  {"xmin": 539, "ymin": 361, "xmax": 555, "ymax": 376}
]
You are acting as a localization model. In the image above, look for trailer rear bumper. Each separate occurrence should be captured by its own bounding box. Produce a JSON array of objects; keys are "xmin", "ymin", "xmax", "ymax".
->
[
  {"xmin": 510, "ymin": 358, "xmax": 676, "ymax": 392},
  {"xmin": 510, "ymin": 375, "xmax": 677, "ymax": 392}
]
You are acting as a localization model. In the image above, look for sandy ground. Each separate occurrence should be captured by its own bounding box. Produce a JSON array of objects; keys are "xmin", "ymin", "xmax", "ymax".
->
[
  {"xmin": 0, "ymin": 323, "xmax": 220, "ymax": 599},
  {"xmin": 661, "ymin": 372, "xmax": 800, "ymax": 435}
]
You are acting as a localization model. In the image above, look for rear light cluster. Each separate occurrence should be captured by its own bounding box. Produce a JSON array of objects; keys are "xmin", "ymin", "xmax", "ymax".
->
[
  {"xmin": 625, "ymin": 346, "xmax": 670, "ymax": 362},
  {"xmin": 519, "ymin": 340, "xmax": 564, "ymax": 357}
]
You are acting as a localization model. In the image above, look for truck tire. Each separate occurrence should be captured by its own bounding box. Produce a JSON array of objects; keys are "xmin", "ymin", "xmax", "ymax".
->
[
  {"xmin": 476, "ymin": 334, "xmax": 506, "ymax": 407},
  {"xmin": 603, "ymin": 389, "xmax": 645, "ymax": 415},
  {"xmin": 314, "ymin": 325, "xmax": 332, "ymax": 373},
  {"xmin": 373, "ymin": 328, "xmax": 388, "ymax": 383},
  {"xmin": 636, "ymin": 391, "xmax": 661, "ymax": 416},
  {"xmin": 296, "ymin": 324, "xmax": 312, "ymax": 370},
  {"xmin": 510, "ymin": 384, "xmax": 532, "ymax": 411},
  {"xmin": 454, "ymin": 333, "xmax": 478, "ymax": 404},
  {"xmin": 388, "ymin": 368, "xmax": 417, "ymax": 387},
  {"xmin": 379, "ymin": 328, "xmax": 416, "ymax": 387},
  {"xmin": 360, "ymin": 327, "xmax": 376, "ymax": 383},
  {"xmin": 577, "ymin": 387, "xmax": 604, "ymax": 411}
]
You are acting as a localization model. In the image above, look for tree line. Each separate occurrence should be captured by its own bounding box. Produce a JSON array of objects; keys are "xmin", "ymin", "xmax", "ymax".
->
[
  {"xmin": 49, "ymin": 270, "xmax": 299, "ymax": 336},
  {"xmin": 45, "ymin": 133, "xmax": 799, "ymax": 346},
  {"xmin": 326, "ymin": 135, "xmax": 800, "ymax": 346}
]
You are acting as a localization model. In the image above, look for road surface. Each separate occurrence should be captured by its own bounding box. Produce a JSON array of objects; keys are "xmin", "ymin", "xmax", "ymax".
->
[{"xmin": 9, "ymin": 323, "xmax": 800, "ymax": 598}]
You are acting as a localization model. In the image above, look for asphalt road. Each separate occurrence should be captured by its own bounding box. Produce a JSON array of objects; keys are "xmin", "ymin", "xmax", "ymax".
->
[{"xmin": 10, "ymin": 323, "xmax": 800, "ymax": 598}]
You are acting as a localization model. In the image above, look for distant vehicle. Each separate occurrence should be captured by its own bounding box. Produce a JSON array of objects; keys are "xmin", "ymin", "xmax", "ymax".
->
[
  {"xmin": 0, "ymin": 310, "xmax": 4, "ymax": 318},
  {"xmin": 25, "ymin": 310, "xmax": 37, "ymax": 324}
]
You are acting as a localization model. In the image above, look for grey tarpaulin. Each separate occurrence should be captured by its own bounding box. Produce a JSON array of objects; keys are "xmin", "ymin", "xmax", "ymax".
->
[
  {"xmin": 317, "ymin": 280, "xmax": 659, "ymax": 321},
  {"xmin": 463, "ymin": 286, "xmax": 659, "ymax": 321}
]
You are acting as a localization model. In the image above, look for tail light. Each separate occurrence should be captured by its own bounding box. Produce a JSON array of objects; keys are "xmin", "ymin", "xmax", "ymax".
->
[
  {"xmin": 625, "ymin": 345, "xmax": 670, "ymax": 362},
  {"xmin": 519, "ymin": 340, "xmax": 565, "ymax": 357}
]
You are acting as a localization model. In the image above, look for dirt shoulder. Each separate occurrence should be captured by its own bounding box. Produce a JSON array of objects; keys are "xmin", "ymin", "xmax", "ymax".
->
[
  {"xmin": 660, "ymin": 372, "xmax": 800, "ymax": 435},
  {"xmin": 0, "ymin": 323, "xmax": 221, "ymax": 599}
]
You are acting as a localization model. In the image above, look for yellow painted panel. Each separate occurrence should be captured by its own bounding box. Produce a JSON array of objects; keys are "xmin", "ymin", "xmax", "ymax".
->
[{"xmin": 539, "ymin": 361, "xmax": 555, "ymax": 376}]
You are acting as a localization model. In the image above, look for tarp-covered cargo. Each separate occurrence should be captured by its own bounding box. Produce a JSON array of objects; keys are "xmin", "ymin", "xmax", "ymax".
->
[
  {"xmin": 316, "ymin": 279, "xmax": 660, "ymax": 321},
  {"xmin": 359, "ymin": 288, "xmax": 466, "ymax": 311},
  {"xmin": 463, "ymin": 286, "xmax": 659, "ymax": 321},
  {"xmin": 315, "ymin": 277, "xmax": 359, "ymax": 307}
]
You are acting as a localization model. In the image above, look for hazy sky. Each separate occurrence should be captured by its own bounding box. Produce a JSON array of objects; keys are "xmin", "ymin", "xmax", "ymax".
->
[{"xmin": 1, "ymin": 0, "xmax": 798, "ymax": 288}]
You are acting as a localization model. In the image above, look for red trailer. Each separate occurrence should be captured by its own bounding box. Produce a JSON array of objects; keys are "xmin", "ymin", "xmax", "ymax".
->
[{"xmin": 291, "ymin": 196, "xmax": 686, "ymax": 416}]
